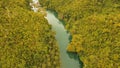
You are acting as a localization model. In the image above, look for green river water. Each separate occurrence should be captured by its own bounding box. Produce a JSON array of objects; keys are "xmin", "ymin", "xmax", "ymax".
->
[{"xmin": 45, "ymin": 11, "xmax": 81, "ymax": 68}]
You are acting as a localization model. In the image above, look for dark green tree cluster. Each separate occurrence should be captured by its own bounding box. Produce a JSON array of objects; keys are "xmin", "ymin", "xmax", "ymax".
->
[
  {"xmin": 0, "ymin": 0, "xmax": 60, "ymax": 68},
  {"xmin": 39, "ymin": 0, "xmax": 120, "ymax": 68}
]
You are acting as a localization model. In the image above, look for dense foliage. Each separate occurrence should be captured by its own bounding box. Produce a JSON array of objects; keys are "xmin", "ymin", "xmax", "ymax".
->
[
  {"xmin": 39, "ymin": 0, "xmax": 120, "ymax": 68},
  {"xmin": 0, "ymin": 0, "xmax": 60, "ymax": 68}
]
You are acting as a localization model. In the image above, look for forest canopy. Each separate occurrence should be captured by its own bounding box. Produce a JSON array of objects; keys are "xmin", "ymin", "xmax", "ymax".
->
[
  {"xmin": 39, "ymin": 0, "xmax": 120, "ymax": 68},
  {"xmin": 0, "ymin": 0, "xmax": 60, "ymax": 68}
]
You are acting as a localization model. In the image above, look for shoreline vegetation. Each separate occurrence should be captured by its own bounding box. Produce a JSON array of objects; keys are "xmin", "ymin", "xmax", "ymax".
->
[
  {"xmin": 31, "ymin": 0, "xmax": 82, "ymax": 68},
  {"xmin": 0, "ymin": 0, "xmax": 120, "ymax": 68},
  {"xmin": 0, "ymin": 0, "xmax": 60, "ymax": 68},
  {"xmin": 39, "ymin": 0, "xmax": 120, "ymax": 68}
]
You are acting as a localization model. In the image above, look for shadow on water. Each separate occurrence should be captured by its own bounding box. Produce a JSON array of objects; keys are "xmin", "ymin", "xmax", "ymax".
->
[
  {"xmin": 67, "ymin": 52, "xmax": 84, "ymax": 68},
  {"xmin": 68, "ymin": 34, "xmax": 72, "ymax": 42},
  {"xmin": 47, "ymin": 9, "xmax": 66, "ymax": 26},
  {"xmin": 67, "ymin": 52, "xmax": 79, "ymax": 61},
  {"xmin": 47, "ymin": 9, "xmax": 58, "ymax": 17},
  {"xmin": 59, "ymin": 20, "xmax": 66, "ymax": 26}
]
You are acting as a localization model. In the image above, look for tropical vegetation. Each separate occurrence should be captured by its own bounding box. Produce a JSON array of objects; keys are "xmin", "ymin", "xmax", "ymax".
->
[
  {"xmin": 39, "ymin": 0, "xmax": 120, "ymax": 68},
  {"xmin": 0, "ymin": 0, "xmax": 60, "ymax": 68}
]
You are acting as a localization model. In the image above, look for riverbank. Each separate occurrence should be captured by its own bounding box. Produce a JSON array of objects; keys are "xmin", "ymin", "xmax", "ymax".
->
[
  {"xmin": 38, "ymin": 0, "xmax": 120, "ymax": 68},
  {"xmin": 45, "ymin": 11, "xmax": 80, "ymax": 68},
  {"xmin": 31, "ymin": 0, "xmax": 82, "ymax": 68}
]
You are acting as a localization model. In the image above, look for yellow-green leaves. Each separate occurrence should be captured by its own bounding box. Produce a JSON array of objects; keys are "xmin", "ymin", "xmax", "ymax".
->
[
  {"xmin": 39, "ymin": 0, "xmax": 120, "ymax": 68},
  {"xmin": 0, "ymin": 0, "xmax": 60, "ymax": 68}
]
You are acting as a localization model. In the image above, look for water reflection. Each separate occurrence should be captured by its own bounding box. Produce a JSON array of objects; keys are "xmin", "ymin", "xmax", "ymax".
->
[{"xmin": 67, "ymin": 52, "xmax": 83, "ymax": 68}]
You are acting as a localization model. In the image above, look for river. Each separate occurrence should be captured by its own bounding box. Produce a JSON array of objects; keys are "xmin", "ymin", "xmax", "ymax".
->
[
  {"xmin": 30, "ymin": 0, "xmax": 81, "ymax": 68},
  {"xmin": 45, "ymin": 11, "xmax": 80, "ymax": 68}
]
